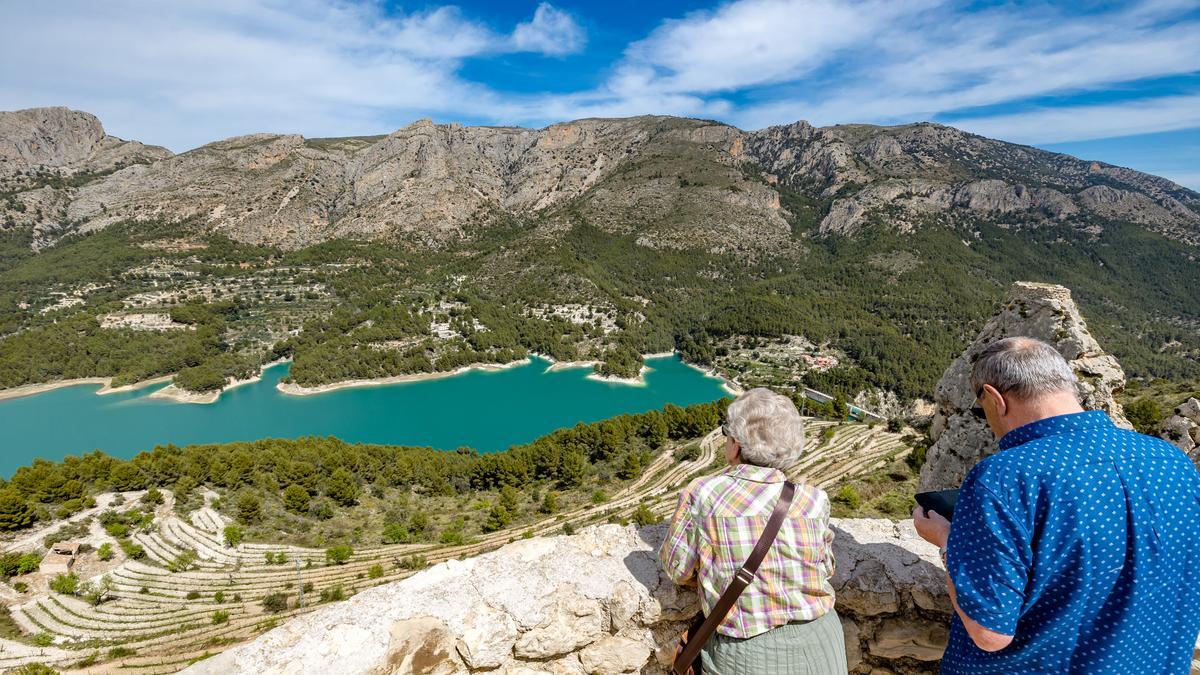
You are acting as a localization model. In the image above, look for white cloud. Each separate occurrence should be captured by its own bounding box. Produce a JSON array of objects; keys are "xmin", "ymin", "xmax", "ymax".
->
[
  {"xmin": 511, "ymin": 3, "xmax": 587, "ymax": 57},
  {"xmin": 611, "ymin": 0, "xmax": 917, "ymax": 96},
  {"xmin": 945, "ymin": 95, "xmax": 1200, "ymax": 145},
  {"xmin": 0, "ymin": 0, "xmax": 582, "ymax": 151},
  {"xmin": 0, "ymin": 0, "xmax": 1197, "ymax": 157}
]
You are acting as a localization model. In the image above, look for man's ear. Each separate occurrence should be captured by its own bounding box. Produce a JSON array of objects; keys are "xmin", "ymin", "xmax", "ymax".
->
[{"xmin": 983, "ymin": 384, "xmax": 1006, "ymax": 416}]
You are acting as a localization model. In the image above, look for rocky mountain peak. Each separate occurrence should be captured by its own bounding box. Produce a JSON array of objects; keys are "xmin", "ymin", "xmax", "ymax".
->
[
  {"xmin": 919, "ymin": 281, "xmax": 1131, "ymax": 490},
  {"xmin": 0, "ymin": 106, "xmax": 171, "ymax": 179},
  {"xmin": 3, "ymin": 108, "xmax": 1199, "ymax": 254}
]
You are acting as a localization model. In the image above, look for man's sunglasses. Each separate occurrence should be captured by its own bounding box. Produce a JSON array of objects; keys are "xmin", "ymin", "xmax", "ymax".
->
[
  {"xmin": 721, "ymin": 423, "xmax": 735, "ymax": 441},
  {"xmin": 970, "ymin": 386, "xmax": 987, "ymax": 420}
]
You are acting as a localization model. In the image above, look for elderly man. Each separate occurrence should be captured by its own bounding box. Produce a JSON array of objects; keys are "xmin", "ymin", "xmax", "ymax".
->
[{"xmin": 914, "ymin": 337, "xmax": 1200, "ymax": 673}]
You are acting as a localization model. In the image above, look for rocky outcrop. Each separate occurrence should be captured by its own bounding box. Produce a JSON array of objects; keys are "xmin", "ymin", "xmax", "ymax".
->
[
  {"xmin": 6, "ymin": 107, "xmax": 1196, "ymax": 252},
  {"xmin": 919, "ymin": 282, "xmax": 1131, "ymax": 490},
  {"xmin": 0, "ymin": 107, "xmax": 171, "ymax": 179},
  {"xmin": 184, "ymin": 520, "xmax": 952, "ymax": 675},
  {"xmin": 1160, "ymin": 397, "xmax": 1200, "ymax": 467}
]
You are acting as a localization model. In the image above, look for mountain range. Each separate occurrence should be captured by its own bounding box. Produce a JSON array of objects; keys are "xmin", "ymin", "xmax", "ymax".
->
[{"xmin": 1, "ymin": 107, "xmax": 1198, "ymax": 402}]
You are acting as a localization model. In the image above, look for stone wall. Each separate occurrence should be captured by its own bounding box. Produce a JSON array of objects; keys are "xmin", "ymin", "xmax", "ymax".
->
[
  {"xmin": 184, "ymin": 520, "xmax": 953, "ymax": 675},
  {"xmin": 919, "ymin": 281, "xmax": 1131, "ymax": 490}
]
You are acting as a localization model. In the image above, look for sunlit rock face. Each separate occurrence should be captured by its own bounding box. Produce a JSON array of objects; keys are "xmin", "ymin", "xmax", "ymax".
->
[
  {"xmin": 184, "ymin": 520, "xmax": 954, "ymax": 675},
  {"xmin": 920, "ymin": 281, "xmax": 1131, "ymax": 491}
]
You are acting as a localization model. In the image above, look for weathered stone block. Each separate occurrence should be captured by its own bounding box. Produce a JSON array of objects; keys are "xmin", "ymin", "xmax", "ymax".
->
[
  {"xmin": 456, "ymin": 604, "xmax": 518, "ymax": 669},
  {"xmin": 868, "ymin": 617, "xmax": 949, "ymax": 662},
  {"xmin": 578, "ymin": 635, "xmax": 652, "ymax": 674}
]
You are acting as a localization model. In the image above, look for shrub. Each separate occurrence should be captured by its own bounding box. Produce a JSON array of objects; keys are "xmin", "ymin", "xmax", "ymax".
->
[
  {"xmin": 887, "ymin": 417, "xmax": 904, "ymax": 433},
  {"xmin": 381, "ymin": 521, "xmax": 410, "ymax": 544},
  {"xmin": 185, "ymin": 590, "xmax": 201, "ymax": 600},
  {"xmin": 50, "ymin": 573, "xmax": 79, "ymax": 595},
  {"xmin": 261, "ymin": 592, "xmax": 289, "ymax": 613},
  {"xmin": 319, "ymin": 584, "xmax": 345, "ymax": 602},
  {"xmin": 141, "ymin": 487, "xmax": 165, "ymax": 506},
  {"xmin": 107, "ymin": 646, "xmax": 136, "ymax": 658},
  {"xmin": 96, "ymin": 543, "xmax": 114, "ymax": 561},
  {"xmin": 120, "ymin": 539, "xmax": 145, "ymax": 560},
  {"xmin": 396, "ymin": 555, "xmax": 427, "ymax": 570},
  {"xmin": 13, "ymin": 582, "xmax": 27, "ymax": 593},
  {"xmin": 538, "ymin": 492, "xmax": 559, "ymax": 514},
  {"xmin": 32, "ymin": 632, "xmax": 54, "ymax": 647},
  {"xmin": 367, "ymin": 564, "xmax": 384, "ymax": 579},
  {"xmin": 214, "ymin": 590, "xmax": 225, "ymax": 603},
  {"xmin": 212, "ymin": 610, "xmax": 230, "ymax": 625},
  {"xmin": 832, "ymin": 486, "xmax": 862, "ymax": 510},
  {"xmin": 869, "ymin": 491, "xmax": 916, "ymax": 519},
  {"xmin": 223, "ymin": 524, "xmax": 244, "ymax": 547},
  {"xmin": 168, "ymin": 549, "xmax": 198, "ymax": 573},
  {"xmin": 1126, "ymin": 398, "xmax": 1163, "ymax": 434},
  {"xmin": 481, "ymin": 505, "xmax": 510, "ymax": 533},
  {"xmin": 590, "ymin": 490, "xmax": 608, "ymax": 504},
  {"xmin": 139, "ymin": 586, "xmax": 150, "ymax": 594},
  {"xmin": 631, "ymin": 503, "xmax": 660, "ymax": 526},
  {"xmin": 325, "ymin": 545, "xmax": 353, "ymax": 565}
]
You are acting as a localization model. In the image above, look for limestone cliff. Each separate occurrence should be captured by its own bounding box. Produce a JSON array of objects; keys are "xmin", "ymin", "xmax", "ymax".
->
[
  {"xmin": 919, "ymin": 281, "xmax": 1131, "ymax": 490},
  {"xmin": 1161, "ymin": 397, "xmax": 1200, "ymax": 468},
  {"xmin": 183, "ymin": 520, "xmax": 953, "ymax": 675},
  {"xmin": 0, "ymin": 107, "xmax": 171, "ymax": 179},
  {"xmin": 3, "ymin": 107, "xmax": 1198, "ymax": 252}
]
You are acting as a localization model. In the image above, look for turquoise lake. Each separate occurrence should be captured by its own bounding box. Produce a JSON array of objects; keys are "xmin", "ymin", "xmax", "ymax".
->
[{"xmin": 0, "ymin": 355, "xmax": 730, "ymax": 477}]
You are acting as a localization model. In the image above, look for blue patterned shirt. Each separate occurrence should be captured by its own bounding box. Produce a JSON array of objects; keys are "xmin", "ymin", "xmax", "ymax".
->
[{"xmin": 942, "ymin": 410, "xmax": 1200, "ymax": 674}]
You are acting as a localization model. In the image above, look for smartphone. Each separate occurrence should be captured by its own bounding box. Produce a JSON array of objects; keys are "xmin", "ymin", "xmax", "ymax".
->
[{"xmin": 915, "ymin": 489, "xmax": 959, "ymax": 521}]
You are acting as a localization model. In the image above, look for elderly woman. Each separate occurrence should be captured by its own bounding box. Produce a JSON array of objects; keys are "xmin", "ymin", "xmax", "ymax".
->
[{"xmin": 660, "ymin": 388, "xmax": 845, "ymax": 674}]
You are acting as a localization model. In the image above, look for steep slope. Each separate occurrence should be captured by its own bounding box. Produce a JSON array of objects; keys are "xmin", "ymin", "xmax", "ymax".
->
[
  {"xmin": 53, "ymin": 115, "xmax": 786, "ymax": 251},
  {"xmin": 745, "ymin": 121, "xmax": 1200, "ymax": 245},
  {"xmin": 8, "ymin": 108, "xmax": 1197, "ymax": 253}
]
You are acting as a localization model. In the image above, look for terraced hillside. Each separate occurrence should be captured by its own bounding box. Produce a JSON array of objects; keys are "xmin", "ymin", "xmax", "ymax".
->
[{"xmin": 0, "ymin": 420, "xmax": 909, "ymax": 674}]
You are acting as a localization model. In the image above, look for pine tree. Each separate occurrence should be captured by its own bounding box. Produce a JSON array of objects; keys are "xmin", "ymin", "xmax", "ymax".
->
[
  {"xmin": 325, "ymin": 468, "xmax": 359, "ymax": 507},
  {"xmin": 283, "ymin": 484, "xmax": 310, "ymax": 513},
  {"xmin": 482, "ymin": 505, "xmax": 510, "ymax": 533},
  {"xmin": 0, "ymin": 491, "xmax": 34, "ymax": 531}
]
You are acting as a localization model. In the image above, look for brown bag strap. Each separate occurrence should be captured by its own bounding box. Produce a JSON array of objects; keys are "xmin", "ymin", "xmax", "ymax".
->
[{"xmin": 673, "ymin": 481, "xmax": 796, "ymax": 674}]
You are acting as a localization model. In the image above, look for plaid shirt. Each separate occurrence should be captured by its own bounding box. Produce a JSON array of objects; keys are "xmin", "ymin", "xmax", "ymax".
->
[{"xmin": 659, "ymin": 463, "xmax": 836, "ymax": 638}]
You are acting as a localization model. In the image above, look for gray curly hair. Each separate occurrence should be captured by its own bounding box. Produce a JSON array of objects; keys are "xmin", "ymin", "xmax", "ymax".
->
[{"xmin": 725, "ymin": 388, "xmax": 806, "ymax": 470}]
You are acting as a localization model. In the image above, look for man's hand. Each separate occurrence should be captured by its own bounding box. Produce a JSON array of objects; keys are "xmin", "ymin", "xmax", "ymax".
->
[{"xmin": 912, "ymin": 505, "xmax": 951, "ymax": 549}]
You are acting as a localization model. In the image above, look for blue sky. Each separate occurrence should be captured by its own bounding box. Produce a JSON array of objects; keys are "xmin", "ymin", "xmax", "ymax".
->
[{"xmin": 1, "ymin": 0, "xmax": 1197, "ymax": 189}]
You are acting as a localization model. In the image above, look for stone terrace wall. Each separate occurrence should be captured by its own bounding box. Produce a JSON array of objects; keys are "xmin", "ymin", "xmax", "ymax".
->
[{"xmin": 185, "ymin": 520, "xmax": 953, "ymax": 675}]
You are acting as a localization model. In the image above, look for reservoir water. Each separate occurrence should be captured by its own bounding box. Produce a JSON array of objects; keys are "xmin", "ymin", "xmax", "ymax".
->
[{"xmin": 0, "ymin": 355, "xmax": 730, "ymax": 477}]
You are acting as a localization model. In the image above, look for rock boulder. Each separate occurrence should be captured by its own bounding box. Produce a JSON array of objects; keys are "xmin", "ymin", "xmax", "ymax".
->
[
  {"xmin": 184, "ymin": 520, "xmax": 952, "ymax": 675},
  {"xmin": 920, "ymin": 282, "xmax": 1131, "ymax": 490}
]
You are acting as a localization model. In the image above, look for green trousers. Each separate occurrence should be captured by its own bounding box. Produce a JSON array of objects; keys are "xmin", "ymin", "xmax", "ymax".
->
[{"xmin": 701, "ymin": 609, "xmax": 848, "ymax": 675}]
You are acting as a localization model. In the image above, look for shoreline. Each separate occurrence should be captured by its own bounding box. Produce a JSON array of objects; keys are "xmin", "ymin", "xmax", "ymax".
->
[
  {"xmin": 0, "ymin": 375, "xmax": 173, "ymax": 403},
  {"xmin": 0, "ymin": 350, "xmax": 745, "ymax": 404},
  {"xmin": 276, "ymin": 357, "xmax": 533, "ymax": 396},
  {"xmin": 147, "ymin": 359, "xmax": 289, "ymax": 404}
]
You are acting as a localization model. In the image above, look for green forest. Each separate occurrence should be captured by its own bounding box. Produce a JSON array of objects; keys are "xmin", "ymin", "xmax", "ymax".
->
[{"xmin": 1, "ymin": 165, "xmax": 1198, "ymax": 405}]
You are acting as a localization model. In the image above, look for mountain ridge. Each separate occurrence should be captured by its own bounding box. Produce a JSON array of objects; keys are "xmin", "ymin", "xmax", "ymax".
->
[{"xmin": 2, "ymin": 107, "xmax": 1197, "ymax": 252}]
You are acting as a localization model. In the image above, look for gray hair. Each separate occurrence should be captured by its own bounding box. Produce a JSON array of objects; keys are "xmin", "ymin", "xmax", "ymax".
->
[
  {"xmin": 725, "ymin": 388, "xmax": 805, "ymax": 470},
  {"xmin": 970, "ymin": 337, "xmax": 1078, "ymax": 400}
]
